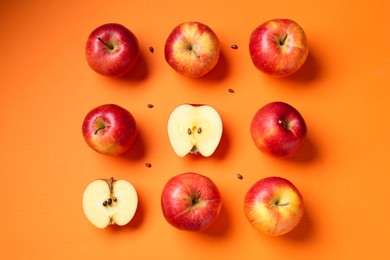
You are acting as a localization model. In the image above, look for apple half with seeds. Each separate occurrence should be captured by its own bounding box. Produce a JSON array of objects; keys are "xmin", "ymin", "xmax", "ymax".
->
[
  {"xmin": 167, "ymin": 104, "xmax": 223, "ymax": 157},
  {"xmin": 82, "ymin": 177, "xmax": 138, "ymax": 229}
]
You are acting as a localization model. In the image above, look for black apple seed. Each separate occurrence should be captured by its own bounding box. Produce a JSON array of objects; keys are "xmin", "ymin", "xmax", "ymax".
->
[
  {"xmin": 103, "ymin": 201, "xmax": 108, "ymax": 206},
  {"xmin": 228, "ymin": 88, "xmax": 235, "ymax": 93},
  {"xmin": 145, "ymin": 163, "xmax": 152, "ymax": 168},
  {"xmin": 236, "ymin": 173, "xmax": 243, "ymax": 180},
  {"xmin": 231, "ymin": 44, "xmax": 238, "ymax": 49},
  {"xmin": 147, "ymin": 104, "xmax": 154, "ymax": 109},
  {"xmin": 149, "ymin": 47, "xmax": 154, "ymax": 53}
]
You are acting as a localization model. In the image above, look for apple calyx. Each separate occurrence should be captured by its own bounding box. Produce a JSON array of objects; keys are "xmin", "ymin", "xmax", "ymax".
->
[
  {"xmin": 97, "ymin": 36, "xmax": 114, "ymax": 51},
  {"xmin": 190, "ymin": 190, "xmax": 202, "ymax": 206}
]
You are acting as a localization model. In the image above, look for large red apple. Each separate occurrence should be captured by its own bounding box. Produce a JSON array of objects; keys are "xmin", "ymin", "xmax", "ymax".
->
[
  {"xmin": 82, "ymin": 104, "xmax": 137, "ymax": 155},
  {"xmin": 249, "ymin": 18, "xmax": 308, "ymax": 77},
  {"xmin": 244, "ymin": 176, "xmax": 304, "ymax": 236},
  {"xmin": 164, "ymin": 22, "xmax": 220, "ymax": 78},
  {"xmin": 85, "ymin": 23, "xmax": 140, "ymax": 77},
  {"xmin": 161, "ymin": 172, "xmax": 222, "ymax": 232},
  {"xmin": 250, "ymin": 101, "xmax": 307, "ymax": 158}
]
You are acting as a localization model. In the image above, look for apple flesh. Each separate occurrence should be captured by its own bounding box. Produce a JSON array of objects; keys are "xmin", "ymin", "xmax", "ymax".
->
[
  {"xmin": 85, "ymin": 23, "xmax": 140, "ymax": 77},
  {"xmin": 164, "ymin": 21, "xmax": 220, "ymax": 78},
  {"xmin": 249, "ymin": 18, "xmax": 308, "ymax": 77},
  {"xmin": 250, "ymin": 102, "xmax": 307, "ymax": 158},
  {"xmin": 82, "ymin": 177, "xmax": 138, "ymax": 229},
  {"xmin": 82, "ymin": 104, "xmax": 137, "ymax": 156},
  {"xmin": 244, "ymin": 176, "xmax": 304, "ymax": 236},
  {"xmin": 161, "ymin": 172, "xmax": 222, "ymax": 232},
  {"xmin": 167, "ymin": 104, "xmax": 223, "ymax": 157}
]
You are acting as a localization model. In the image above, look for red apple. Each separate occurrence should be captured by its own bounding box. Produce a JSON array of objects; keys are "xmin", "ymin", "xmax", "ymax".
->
[
  {"xmin": 161, "ymin": 172, "xmax": 222, "ymax": 232},
  {"xmin": 82, "ymin": 104, "xmax": 137, "ymax": 155},
  {"xmin": 244, "ymin": 176, "xmax": 304, "ymax": 236},
  {"xmin": 249, "ymin": 18, "xmax": 308, "ymax": 77},
  {"xmin": 167, "ymin": 104, "xmax": 223, "ymax": 157},
  {"xmin": 85, "ymin": 23, "xmax": 140, "ymax": 77},
  {"xmin": 250, "ymin": 102, "xmax": 307, "ymax": 158},
  {"xmin": 164, "ymin": 22, "xmax": 220, "ymax": 78}
]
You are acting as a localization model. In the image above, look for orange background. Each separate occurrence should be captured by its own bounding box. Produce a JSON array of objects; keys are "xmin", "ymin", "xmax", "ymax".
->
[{"xmin": 1, "ymin": 0, "xmax": 390, "ymax": 259}]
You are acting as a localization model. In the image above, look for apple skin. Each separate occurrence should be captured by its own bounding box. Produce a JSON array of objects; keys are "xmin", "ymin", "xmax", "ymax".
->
[
  {"xmin": 244, "ymin": 176, "xmax": 304, "ymax": 236},
  {"xmin": 249, "ymin": 18, "xmax": 308, "ymax": 77},
  {"xmin": 250, "ymin": 102, "xmax": 307, "ymax": 158},
  {"xmin": 164, "ymin": 22, "xmax": 220, "ymax": 78},
  {"xmin": 161, "ymin": 172, "xmax": 222, "ymax": 232},
  {"xmin": 82, "ymin": 104, "xmax": 137, "ymax": 155},
  {"xmin": 85, "ymin": 23, "xmax": 140, "ymax": 77}
]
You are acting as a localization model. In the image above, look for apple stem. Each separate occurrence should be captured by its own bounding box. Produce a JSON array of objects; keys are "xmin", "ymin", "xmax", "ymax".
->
[
  {"xmin": 276, "ymin": 201, "xmax": 290, "ymax": 207},
  {"xmin": 189, "ymin": 45, "xmax": 200, "ymax": 59},
  {"xmin": 279, "ymin": 34, "xmax": 288, "ymax": 46},
  {"xmin": 94, "ymin": 126, "xmax": 106, "ymax": 135},
  {"xmin": 278, "ymin": 119, "xmax": 289, "ymax": 129},
  {"xmin": 192, "ymin": 190, "xmax": 201, "ymax": 205},
  {"xmin": 97, "ymin": 36, "xmax": 114, "ymax": 50}
]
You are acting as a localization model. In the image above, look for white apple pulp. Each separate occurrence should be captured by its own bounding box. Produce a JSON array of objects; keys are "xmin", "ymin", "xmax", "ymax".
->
[
  {"xmin": 82, "ymin": 178, "xmax": 138, "ymax": 229},
  {"xmin": 167, "ymin": 104, "xmax": 223, "ymax": 157}
]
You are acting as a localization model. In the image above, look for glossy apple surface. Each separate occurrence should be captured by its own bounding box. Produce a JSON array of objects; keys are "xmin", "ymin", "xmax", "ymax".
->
[
  {"xmin": 85, "ymin": 23, "xmax": 140, "ymax": 77},
  {"xmin": 250, "ymin": 101, "xmax": 307, "ymax": 158},
  {"xmin": 165, "ymin": 22, "xmax": 220, "ymax": 78},
  {"xmin": 82, "ymin": 104, "xmax": 137, "ymax": 155},
  {"xmin": 82, "ymin": 177, "xmax": 138, "ymax": 229},
  {"xmin": 244, "ymin": 176, "xmax": 304, "ymax": 236},
  {"xmin": 161, "ymin": 172, "xmax": 222, "ymax": 232},
  {"xmin": 167, "ymin": 104, "xmax": 223, "ymax": 157},
  {"xmin": 249, "ymin": 18, "xmax": 308, "ymax": 77}
]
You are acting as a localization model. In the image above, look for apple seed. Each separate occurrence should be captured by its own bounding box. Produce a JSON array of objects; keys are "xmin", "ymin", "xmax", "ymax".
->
[
  {"xmin": 231, "ymin": 44, "xmax": 238, "ymax": 49},
  {"xmin": 197, "ymin": 127, "xmax": 202, "ymax": 134},
  {"xmin": 147, "ymin": 104, "xmax": 154, "ymax": 109},
  {"xmin": 236, "ymin": 173, "xmax": 243, "ymax": 180},
  {"xmin": 187, "ymin": 128, "xmax": 192, "ymax": 135},
  {"xmin": 145, "ymin": 162, "xmax": 152, "ymax": 168},
  {"xmin": 149, "ymin": 47, "xmax": 154, "ymax": 53},
  {"xmin": 228, "ymin": 88, "xmax": 235, "ymax": 93}
]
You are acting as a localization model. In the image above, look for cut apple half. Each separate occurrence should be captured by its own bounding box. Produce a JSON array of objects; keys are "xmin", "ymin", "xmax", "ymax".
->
[
  {"xmin": 82, "ymin": 177, "xmax": 138, "ymax": 229},
  {"xmin": 167, "ymin": 104, "xmax": 223, "ymax": 157}
]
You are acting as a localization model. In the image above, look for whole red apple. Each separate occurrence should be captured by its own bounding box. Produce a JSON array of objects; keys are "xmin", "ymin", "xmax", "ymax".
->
[
  {"xmin": 164, "ymin": 22, "xmax": 220, "ymax": 78},
  {"xmin": 250, "ymin": 101, "xmax": 307, "ymax": 158},
  {"xmin": 249, "ymin": 18, "xmax": 308, "ymax": 77},
  {"xmin": 85, "ymin": 23, "xmax": 140, "ymax": 77},
  {"xmin": 244, "ymin": 176, "xmax": 304, "ymax": 236},
  {"xmin": 161, "ymin": 172, "xmax": 222, "ymax": 232},
  {"xmin": 82, "ymin": 104, "xmax": 137, "ymax": 155}
]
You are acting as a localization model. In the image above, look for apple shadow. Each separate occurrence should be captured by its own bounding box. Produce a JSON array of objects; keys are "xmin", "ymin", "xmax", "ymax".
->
[
  {"xmin": 119, "ymin": 131, "xmax": 147, "ymax": 161},
  {"xmin": 201, "ymin": 204, "xmax": 231, "ymax": 237},
  {"xmin": 286, "ymin": 51, "xmax": 321, "ymax": 84},
  {"xmin": 116, "ymin": 52, "xmax": 149, "ymax": 82},
  {"xmin": 282, "ymin": 208, "xmax": 314, "ymax": 242},
  {"xmin": 286, "ymin": 136, "xmax": 318, "ymax": 163},
  {"xmin": 201, "ymin": 51, "xmax": 229, "ymax": 81}
]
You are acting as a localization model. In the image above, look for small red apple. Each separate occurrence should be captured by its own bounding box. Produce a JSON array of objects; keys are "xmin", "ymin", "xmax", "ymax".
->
[
  {"xmin": 249, "ymin": 18, "xmax": 308, "ymax": 77},
  {"xmin": 244, "ymin": 176, "xmax": 304, "ymax": 236},
  {"xmin": 82, "ymin": 104, "xmax": 137, "ymax": 155},
  {"xmin": 250, "ymin": 101, "xmax": 307, "ymax": 158},
  {"xmin": 164, "ymin": 22, "xmax": 220, "ymax": 78},
  {"xmin": 85, "ymin": 23, "xmax": 140, "ymax": 77},
  {"xmin": 161, "ymin": 172, "xmax": 222, "ymax": 232}
]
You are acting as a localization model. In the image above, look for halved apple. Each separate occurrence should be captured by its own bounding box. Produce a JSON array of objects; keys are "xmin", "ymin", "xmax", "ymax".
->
[
  {"xmin": 167, "ymin": 104, "xmax": 223, "ymax": 157},
  {"xmin": 82, "ymin": 177, "xmax": 138, "ymax": 229}
]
